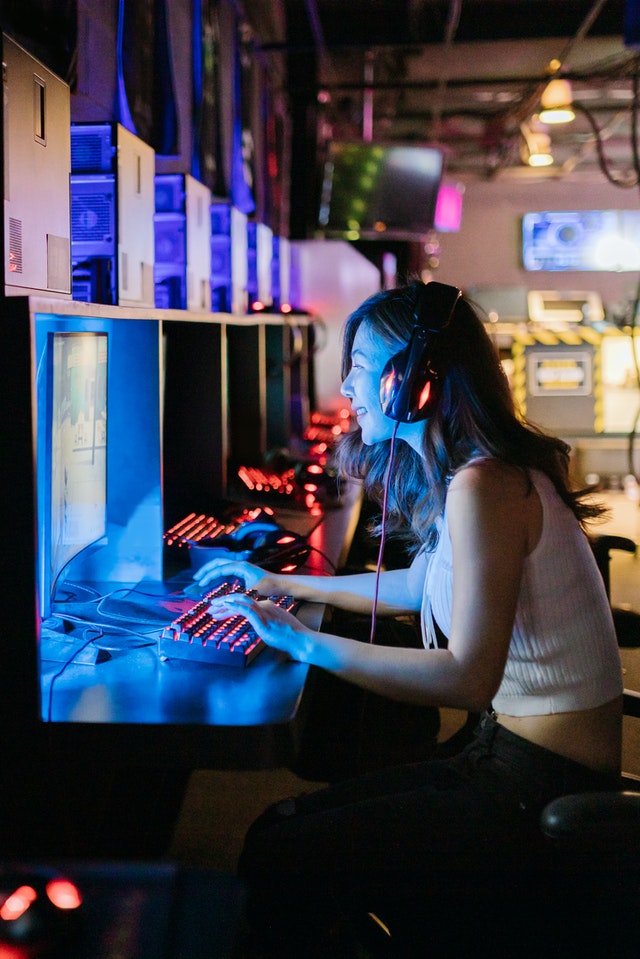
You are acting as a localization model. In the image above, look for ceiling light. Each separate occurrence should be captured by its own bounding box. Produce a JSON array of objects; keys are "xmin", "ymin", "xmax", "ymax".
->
[
  {"xmin": 528, "ymin": 132, "xmax": 553, "ymax": 166},
  {"xmin": 520, "ymin": 125, "xmax": 554, "ymax": 167},
  {"xmin": 539, "ymin": 78, "xmax": 575, "ymax": 124},
  {"xmin": 528, "ymin": 149, "xmax": 554, "ymax": 167}
]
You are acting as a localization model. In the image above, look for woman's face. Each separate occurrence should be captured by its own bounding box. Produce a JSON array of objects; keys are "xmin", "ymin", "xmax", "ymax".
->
[{"xmin": 340, "ymin": 321, "xmax": 425, "ymax": 452}]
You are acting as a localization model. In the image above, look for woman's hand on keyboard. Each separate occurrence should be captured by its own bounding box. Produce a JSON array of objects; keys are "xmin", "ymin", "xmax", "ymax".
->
[
  {"xmin": 194, "ymin": 558, "xmax": 270, "ymax": 593},
  {"xmin": 206, "ymin": 593, "xmax": 314, "ymax": 660}
]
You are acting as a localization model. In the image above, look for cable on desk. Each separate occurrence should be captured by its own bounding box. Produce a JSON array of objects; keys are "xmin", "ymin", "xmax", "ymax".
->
[
  {"xmin": 299, "ymin": 544, "xmax": 337, "ymax": 574},
  {"xmin": 44, "ymin": 625, "xmax": 104, "ymax": 722}
]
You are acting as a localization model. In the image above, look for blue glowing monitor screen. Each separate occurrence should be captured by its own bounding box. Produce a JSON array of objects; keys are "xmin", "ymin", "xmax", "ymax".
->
[
  {"xmin": 48, "ymin": 332, "xmax": 107, "ymax": 600},
  {"xmin": 522, "ymin": 210, "xmax": 640, "ymax": 272}
]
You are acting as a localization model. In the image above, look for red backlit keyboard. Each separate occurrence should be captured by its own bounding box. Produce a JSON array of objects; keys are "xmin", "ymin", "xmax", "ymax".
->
[
  {"xmin": 163, "ymin": 506, "xmax": 277, "ymax": 548},
  {"xmin": 158, "ymin": 579, "xmax": 298, "ymax": 667}
]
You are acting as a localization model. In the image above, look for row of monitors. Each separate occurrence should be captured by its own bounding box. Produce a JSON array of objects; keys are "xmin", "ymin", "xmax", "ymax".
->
[{"xmin": 2, "ymin": 33, "xmax": 290, "ymax": 313}]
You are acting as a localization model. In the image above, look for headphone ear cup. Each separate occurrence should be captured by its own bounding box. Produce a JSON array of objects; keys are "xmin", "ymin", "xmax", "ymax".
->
[
  {"xmin": 379, "ymin": 332, "xmax": 440, "ymax": 423},
  {"xmin": 378, "ymin": 282, "xmax": 461, "ymax": 423}
]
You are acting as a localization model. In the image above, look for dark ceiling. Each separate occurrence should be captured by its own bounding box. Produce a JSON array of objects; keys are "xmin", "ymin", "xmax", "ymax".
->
[{"xmin": 244, "ymin": 0, "xmax": 640, "ymax": 184}]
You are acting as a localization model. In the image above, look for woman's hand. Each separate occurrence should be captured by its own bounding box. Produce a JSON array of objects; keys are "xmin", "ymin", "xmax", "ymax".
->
[
  {"xmin": 206, "ymin": 593, "xmax": 315, "ymax": 661},
  {"xmin": 194, "ymin": 557, "xmax": 272, "ymax": 593}
]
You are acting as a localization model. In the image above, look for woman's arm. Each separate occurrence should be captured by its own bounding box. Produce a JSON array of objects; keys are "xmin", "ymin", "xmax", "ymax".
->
[
  {"xmin": 206, "ymin": 462, "xmax": 536, "ymax": 712},
  {"xmin": 194, "ymin": 547, "xmax": 429, "ymax": 615}
]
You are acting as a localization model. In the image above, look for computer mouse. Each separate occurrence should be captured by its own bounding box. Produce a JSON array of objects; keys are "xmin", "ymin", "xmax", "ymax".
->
[
  {"xmin": 249, "ymin": 529, "xmax": 311, "ymax": 571},
  {"xmin": 0, "ymin": 867, "xmax": 83, "ymax": 956},
  {"xmin": 231, "ymin": 520, "xmax": 282, "ymax": 545},
  {"xmin": 188, "ymin": 542, "xmax": 253, "ymax": 573},
  {"xmin": 183, "ymin": 580, "xmax": 212, "ymax": 599}
]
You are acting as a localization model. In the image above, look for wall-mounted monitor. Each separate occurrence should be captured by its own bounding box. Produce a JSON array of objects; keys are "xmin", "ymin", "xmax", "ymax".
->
[
  {"xmin": 522, "ymin": 210, "xmax": 640, "ymax": 272},
  {"xmin": 318, "ymin": 142, "xmax": 444, "ymax": 240}
]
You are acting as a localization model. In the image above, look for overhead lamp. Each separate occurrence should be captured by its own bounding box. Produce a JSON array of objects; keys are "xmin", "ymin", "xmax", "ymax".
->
[
  {"xmin": 528, "ymin": 132, "xmax": 554, "ymax": 166},
  {"xmin": 520, "ymin": 125, "xmax": 554, "ymax": 167},
  {"xmin": 539, "ymin": 78, "xmax": 575, "ymax": 124}
]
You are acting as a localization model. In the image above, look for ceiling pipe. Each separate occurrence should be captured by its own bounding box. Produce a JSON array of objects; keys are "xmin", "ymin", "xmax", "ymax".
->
[
  {"xmin": 510, "ymin": 0, "xmax": 611, "ymax": 128},
  {"xmin": 430, "ymin": 0, "xmax": 462, "ymax": 141},
  {"xmin": 363, "ymin": 50, "xmax": 374, "ymax": 141},
  {"xmin": 482, "ymin": 0, "xmax": 617, "ymax": 177},
  {"xmin": 302, "ymin": 0, "xmax": 339, "ymax": 86}
]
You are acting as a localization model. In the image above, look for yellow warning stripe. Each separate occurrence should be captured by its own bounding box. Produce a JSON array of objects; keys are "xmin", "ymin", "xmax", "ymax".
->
[
  {"xmin": 510, "ymin": 340, "xmax": 527, "ymax": 419},
  {"xmin": 528, "ymin": 329, "xmax": 559, "ymax": 345},
  {"xmin": 593, "ymin": 345, "xmax": 603, "ymax": 433},
  {"xmin": 510, "ymin": 327, "xmax": 604, "ymax": 347},
  {"xmin": 554, "ymin": 330, "xmax": 585, "ymax": 346},
  {"xmin": 577, "ymin": 327, "xmax": 602, "ymax": 346}
]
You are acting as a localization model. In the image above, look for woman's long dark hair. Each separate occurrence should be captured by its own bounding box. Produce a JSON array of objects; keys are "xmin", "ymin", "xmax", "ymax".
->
[{"xmin": 334, "ymin": 282, "xmax": 605, "ymax": 552}]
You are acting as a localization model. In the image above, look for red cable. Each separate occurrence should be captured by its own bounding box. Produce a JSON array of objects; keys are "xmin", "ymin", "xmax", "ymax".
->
[{"xmin": 369, "ymin": 421, "xmax": 400, "ymax": 644}]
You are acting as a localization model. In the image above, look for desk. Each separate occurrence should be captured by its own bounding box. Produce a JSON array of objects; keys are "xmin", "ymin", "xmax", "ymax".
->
[
  {"xmin": 0, "ymin": 296, "xmax": 361, "ymax": 857},
  {"xmin": 40, "ymin": 482, "xmax": 362, "ymax": 771}
]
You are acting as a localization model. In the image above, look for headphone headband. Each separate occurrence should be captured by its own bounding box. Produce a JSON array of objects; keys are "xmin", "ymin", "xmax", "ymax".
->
[{"xmin": 413, "ymin": 281, "xmax": 462, "ymax": 332}]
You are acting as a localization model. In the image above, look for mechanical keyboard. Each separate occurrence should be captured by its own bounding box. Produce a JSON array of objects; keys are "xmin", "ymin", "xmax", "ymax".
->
[
  {"xmin": 158, "ymin": 578, "xmax": 298, "ymax": 666},
  {"xmin": 163, "ymin": 506, "xmax": 277, "ymax": 548}
]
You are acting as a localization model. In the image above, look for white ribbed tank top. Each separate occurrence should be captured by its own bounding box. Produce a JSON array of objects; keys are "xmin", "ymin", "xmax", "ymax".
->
[{"xmin": 421, "ymin": 469, "xmax": 623, "ymax": 715}]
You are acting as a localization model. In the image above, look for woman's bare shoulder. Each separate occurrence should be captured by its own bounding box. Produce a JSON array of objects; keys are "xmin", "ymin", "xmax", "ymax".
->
[
  {"xmin": 448, "ymin": 458, "xmax": 529, "ymax": 498},
  {"xmin": 447, "ymin": 460, "xmax": 540, "ymax": 554}
]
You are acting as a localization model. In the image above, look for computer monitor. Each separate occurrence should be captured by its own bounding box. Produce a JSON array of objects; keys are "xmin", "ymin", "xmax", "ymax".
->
[
  {"xmin": 40, "ymin": 332, "xmax": 108, "ymax": 619},
  {"xmin": 522, "ymin": 210, "xmax": 640, "ymax": 272},
  {"xmin": 34, "ymin": 310, "xmax": 163, "ymax": 626}
]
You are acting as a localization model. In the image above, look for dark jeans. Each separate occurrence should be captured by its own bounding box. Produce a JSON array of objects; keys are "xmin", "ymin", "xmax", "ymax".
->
[{"xmin": 235, "ymin": 714, "xmax": 619, "ymax": 957}]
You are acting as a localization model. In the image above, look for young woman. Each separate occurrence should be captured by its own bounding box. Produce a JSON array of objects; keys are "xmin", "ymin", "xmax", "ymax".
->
[{"xmin": 196, "ymin": 281, "xmax": 623, "ymax": 955}]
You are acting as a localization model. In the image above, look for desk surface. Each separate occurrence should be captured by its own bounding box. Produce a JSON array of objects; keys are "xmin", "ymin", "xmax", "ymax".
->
[{"xmin": 39, "ymin": 484, "xmax": 362, "ymax": 770}]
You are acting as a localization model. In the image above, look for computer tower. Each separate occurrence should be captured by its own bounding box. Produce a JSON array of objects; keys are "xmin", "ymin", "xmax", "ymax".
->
[
  {"xmin": 246, "ymin": 221, "xmax": 273, "ymax": 309},
  {"xmin": 154, "ymin": 174, "xmax": 211, "ymax": 312},
  {"xmin": 70, "ymin": 123, "xmax": 155, "ymax": 307},
  {"xmin": 210, "ymin": 202, "xmax": 248, "ymax": 315},
  {"xmin": 210, "ymin": 203, "xmax": 232, "ymax": 313},
  {"xmin": 2, "ymin": 33, "xmax": 71, "ymax": 297},
  {"xmin": 271, "ymin": 236, "xmax": 291, "ymax": 309}
]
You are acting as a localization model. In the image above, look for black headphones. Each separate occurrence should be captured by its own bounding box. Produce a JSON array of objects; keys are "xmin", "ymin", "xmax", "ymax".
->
[{"xmin": 379, "ymin": 281, "xmax": 462, "ymax": 423}]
